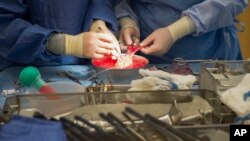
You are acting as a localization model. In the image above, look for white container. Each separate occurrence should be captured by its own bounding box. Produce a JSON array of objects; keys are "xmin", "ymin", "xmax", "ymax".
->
[{"xmin": 25, "ymin": 82, "xmax": 85, "ymax": 117}]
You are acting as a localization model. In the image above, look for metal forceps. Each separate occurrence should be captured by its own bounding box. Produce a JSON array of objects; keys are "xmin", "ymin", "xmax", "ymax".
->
[{"xmin": 57, "ymin": 71, "xmax": 82, "ymax": 85}]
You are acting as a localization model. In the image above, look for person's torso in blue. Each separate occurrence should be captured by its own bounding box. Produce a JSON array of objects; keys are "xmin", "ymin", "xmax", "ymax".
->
[
  {"xmin": 131, "ymin": 0, "xmax": 242, "ymax": 64},
  {"xmin": 0, "ymin": 0, "xmax": 115, "ymax": 71},
  {"xmin": 28, "ymin": 0, "xmax": 88, "ymax": 35},
  {"xmin": 30, "ymin": 0, "xmax": 90, "ymax": 65}
]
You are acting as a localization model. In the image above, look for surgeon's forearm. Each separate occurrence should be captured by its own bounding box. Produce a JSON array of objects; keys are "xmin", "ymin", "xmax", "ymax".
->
[
  {"xmin": 47, "ymin": 33, "xmax": 84, "ymax": 58},
  {"xmin": 47, "ymin": 33, "xmax": 66, "ymax": 55},
  {"xmin": 90, "ymin": 20, "xmax": 108, "ymax": 32},
  {"xmin": 167, "ymin": 16, "xmax": 196, "ymax": 42},
  {"xmin": 183, "ymin": 0, "xmax": 247, "ymax": 35},
  {"xmin": 119, "ymin": 16, "xmax": 138, "ymax": 29}
]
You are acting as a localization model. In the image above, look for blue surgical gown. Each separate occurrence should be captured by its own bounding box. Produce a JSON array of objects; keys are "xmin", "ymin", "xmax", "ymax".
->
[
  {"xmin": 0, "ymin": 115, "xmax": 67, "ymax": 141},
  {"xmin": 0, "ymin": 0, "xmax": 118, "ymax": 71},
  {"xmin": 115, "ymin": 0, "xmax": 248, "ymax": 64}
]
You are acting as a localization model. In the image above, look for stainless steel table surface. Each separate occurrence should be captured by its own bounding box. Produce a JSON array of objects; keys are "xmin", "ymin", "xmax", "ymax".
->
[{"xmin": 0, "ymin": 62, "xmax": 201, "ymax": 112}]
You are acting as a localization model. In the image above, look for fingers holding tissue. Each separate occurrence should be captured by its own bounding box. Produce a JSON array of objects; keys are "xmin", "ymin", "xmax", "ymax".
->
[
  {"xmin": 119, "ymin": 17, "xmax": 140, "ymax": 51},
  {"xmin": 90, "ymin": 20, "xmax": 121, "ymax": 58}
]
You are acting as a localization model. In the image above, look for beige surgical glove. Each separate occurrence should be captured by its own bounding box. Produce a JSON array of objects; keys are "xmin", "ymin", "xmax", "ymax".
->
[
  {"xmin": 47, "ymin": 32, "xmax": 115, "ymax": 59},
  {"xmin": 167, "ymin": 16, "xmax": 196, "ymax": 42},
  {"xmin": 119, "ymin": 17, "xmax": 140, "ymax": 51},
  {"xmin": 140, "ymin": 16, "xmax": 196, "ymax": 56},
  {"xmin": 90, "ymin": 20, "xmax": 121, "ymax": 57}
]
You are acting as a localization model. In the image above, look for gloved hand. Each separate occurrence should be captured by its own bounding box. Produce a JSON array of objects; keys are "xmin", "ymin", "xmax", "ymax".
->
[
  {"xmin": 140, "ymin": 16, "xmax": 196, "ymax": 56},
  {"xmin": 118, "ymin": 16, "xmax": 140, "ymax": 51},
  {"xmin": 90, "ymin": 20, "xmax": 121, "ymax": 57},
  {"xmin": 47, "ymin": 20, "xmax": 116, "ymax": 59},
  {"xmin": 139, "ymin": 27, "xmax": 173, "ymax": 56}
]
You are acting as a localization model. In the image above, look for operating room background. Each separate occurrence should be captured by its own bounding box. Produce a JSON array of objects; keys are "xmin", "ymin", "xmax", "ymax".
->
[{"xmin": 238, "ymin": 5, "xmax": 250, "ymax": 59}]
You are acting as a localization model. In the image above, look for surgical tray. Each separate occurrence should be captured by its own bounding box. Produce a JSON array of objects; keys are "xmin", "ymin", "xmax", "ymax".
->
[
  {"xmin": 1, "ymin": 88, "xmax": 236, "ymax": 126},
  {"xmin": 200, "ymin": 60, "xmax": 250, "ymax": 94}
]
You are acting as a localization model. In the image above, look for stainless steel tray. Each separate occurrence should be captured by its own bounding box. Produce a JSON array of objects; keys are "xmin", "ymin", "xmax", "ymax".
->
[
  {"xmin": 1, "ymin": 88, "xmax": 236, "ymax": 126},
  {"xmin": 200, "ymin": 60, "xmax": 250, "ymax": 94}
]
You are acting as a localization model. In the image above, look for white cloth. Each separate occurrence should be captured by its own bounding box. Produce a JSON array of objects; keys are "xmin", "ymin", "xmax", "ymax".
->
[
  {"xmin": 131, "ymin": 69, "xmax": 197, "ymax": 90},
  {"xmin": 127, "ymin": 69, "xmax": 197, "ymax": 103},
  {"xmin": 220, "ymin": 74, "xmax": 250, "ymax": 116}
]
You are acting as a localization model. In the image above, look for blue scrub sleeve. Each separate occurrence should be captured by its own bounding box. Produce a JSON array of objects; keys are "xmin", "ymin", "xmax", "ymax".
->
[
  {"xmin": 183, "ymin": 0, "xmax": 248, "ymax": 35},
  {"xmin": 115, "ymin": 0, "xmax": 138, "ymax": 22},
  {"xmin": 0, "ymin": 116, "xmax": 67, "ymax": 141},
  {"xmin": 83, "ymin": 0, "xmax": 118, "ymax": 32},
  {"xmin": 0, "ymin": 0, "xmax": 57, "ymax": 64}
]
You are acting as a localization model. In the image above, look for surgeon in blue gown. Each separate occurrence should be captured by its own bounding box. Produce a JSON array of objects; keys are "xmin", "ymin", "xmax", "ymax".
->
[
  {"xmin": 0, "ymin": 0, "xmax": 119, "ymax": 71},
  {"xmin": 116, "ymin": 0, "xmax": 248, "ymax": 64}
]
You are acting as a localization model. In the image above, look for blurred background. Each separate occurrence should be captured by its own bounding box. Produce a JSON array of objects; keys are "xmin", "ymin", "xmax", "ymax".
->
[{"xmin": 238, "ymin": 5, "xmax": 250, "ymax": 59}]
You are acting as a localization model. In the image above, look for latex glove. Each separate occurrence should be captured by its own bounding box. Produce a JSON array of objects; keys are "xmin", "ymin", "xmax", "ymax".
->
[
  {"xmin": 90, "ymin": 20, "xmax": 121, "ymax": 57},
  {"xmin": 140, "ymin": 27, "xmax": 173, "ymax": 56},
  {"xmin": 220, "ymin": 74, "xmax": 250, "ymax": 116},
  {"xmin": 119, "ymin": 17, "xmax": 140, "ymax": 51},
  {"xmin": 47, "ymin": 32, "xmax": 114, "ymax": 59},
  {"xmin": 139, "ymin": 69, "xmax": 197, "ymax": 89},
  {"xmin": 140, "ymin": 16, "xmax": 196, "ymax": 56}
]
